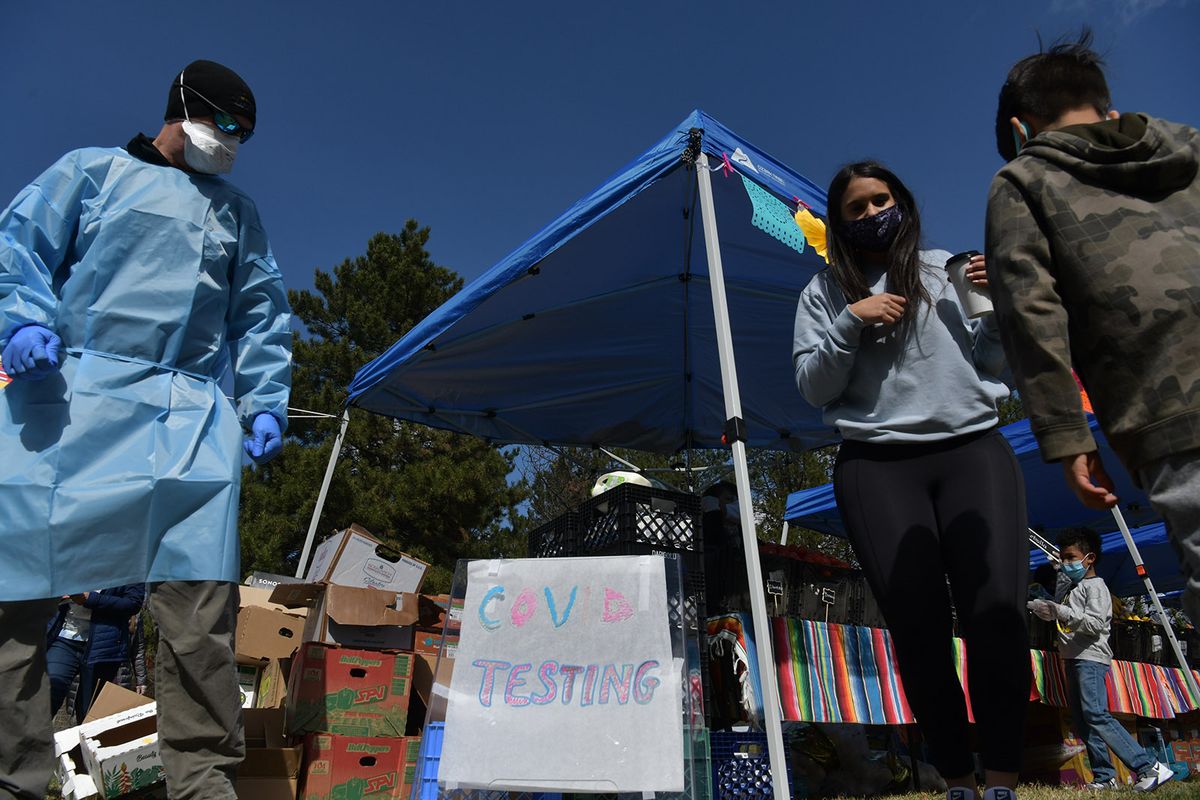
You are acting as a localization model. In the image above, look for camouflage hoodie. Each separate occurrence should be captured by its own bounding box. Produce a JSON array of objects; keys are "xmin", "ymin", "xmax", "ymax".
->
[{"xmin": 985, "ymin": 113, "xmax": 1200, "ymax": 471}]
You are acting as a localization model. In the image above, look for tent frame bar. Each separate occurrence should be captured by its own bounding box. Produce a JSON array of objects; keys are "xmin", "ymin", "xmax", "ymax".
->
[
  {"xmin": 1110, "ymin": 507, "xmax": 1200, "ymax": 697},
  {"xmin": 295, "ymin": 409, "xmax": 351, "ymax": 578},
  {"xmin": 695, "ymin": 151, "xmax": 790, "ymax": 800}
]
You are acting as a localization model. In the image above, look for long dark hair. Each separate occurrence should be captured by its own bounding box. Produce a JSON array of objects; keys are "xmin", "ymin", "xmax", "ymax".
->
[{"xmin": 825, "ymin": 161, "xmax": 931, "ymax": 320}]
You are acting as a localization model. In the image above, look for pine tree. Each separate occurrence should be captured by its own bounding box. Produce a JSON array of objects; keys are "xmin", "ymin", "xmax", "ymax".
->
[{"xmin": 238, "ymin": 223, "xmax": 527, "ymax": 590}]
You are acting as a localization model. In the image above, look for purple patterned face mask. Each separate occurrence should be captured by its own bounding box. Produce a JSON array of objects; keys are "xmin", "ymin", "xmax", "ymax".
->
[{"xmin": 841, "ymin": 205, "xmax": 904, "ymax": 251}]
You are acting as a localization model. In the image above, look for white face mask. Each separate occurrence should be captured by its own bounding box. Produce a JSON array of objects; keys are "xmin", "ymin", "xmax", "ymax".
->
[
  {"xmin": 181, "ymin": 119, "xmax": 238, "ymax": 174},
  {"xmin": 179, "ymin": 83, "xmax": 238, "ymax": 174}
]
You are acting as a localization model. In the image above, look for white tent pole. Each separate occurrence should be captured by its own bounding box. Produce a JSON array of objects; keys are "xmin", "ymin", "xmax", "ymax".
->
[
  {"xmin": 780, "ymin": 520, "xmax": 789, "ymax": 547},
  {"xmin": 295, "ymin": 409, "xmax": 351, "ymax": 578},
  {"xmin": 1028, "ymin": 528, "xmax": 1060, "ymax": 563},
  {"xmin": 695, "ymin": 151, "xmax": 790, "ymax": 800},
  {"xmin": 1110, "ymin": 507, "xmax": 1200, "ymax": 697}
]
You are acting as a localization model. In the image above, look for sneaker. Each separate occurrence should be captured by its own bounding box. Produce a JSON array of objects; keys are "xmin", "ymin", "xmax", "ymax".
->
[
  {"xmin": 947, "ymin": 789, "xmax": 976, "ymax": 800},
  {"xmin": 1085, "ymin": 777, "xmax": 1117, "ymax": 790},
  {"xmin": 1133, "ymin": 761, "xmax": 1174, "ymax": 792},
  {"xmin": 982, "ymin": 789, "xmax": 1017, "ymax": 800}
]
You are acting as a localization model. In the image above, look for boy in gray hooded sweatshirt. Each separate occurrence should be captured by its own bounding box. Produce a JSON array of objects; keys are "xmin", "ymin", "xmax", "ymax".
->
[
  {"xmin": 1029, "ymin": 529, "xmax": 1171, "ymax": 791},
  {"xmin": 986, "ymin": 31, "xmax": 1200, "ymax": 637}
]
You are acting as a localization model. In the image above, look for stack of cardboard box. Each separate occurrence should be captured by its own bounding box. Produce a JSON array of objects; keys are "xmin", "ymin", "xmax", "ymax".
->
[{"xmin": 261, "ymin": 525, "xmax": 440, "ymax": 800}]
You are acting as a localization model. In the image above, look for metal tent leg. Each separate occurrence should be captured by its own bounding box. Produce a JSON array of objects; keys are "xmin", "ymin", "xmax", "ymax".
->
[
  {"xmin": 295, "ymin": 409, "xmax": 351, "ymax": 578},
  {"xmin": 695, "ymin": 151, "xmax": 790, "ymax": 800},
  {"xmin": 1111, "ymin": 507, "xmax": 1200, "ymax": 697}
]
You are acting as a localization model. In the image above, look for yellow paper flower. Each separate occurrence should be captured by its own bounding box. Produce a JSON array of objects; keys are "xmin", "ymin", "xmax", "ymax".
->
[{"xmin": 794, "ymin": 207, "xmax": 829, "ymax": 263}]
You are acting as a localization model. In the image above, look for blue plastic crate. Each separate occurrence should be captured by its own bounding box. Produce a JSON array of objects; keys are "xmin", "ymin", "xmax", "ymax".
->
[
  {"xmin": 709, "ymin": 731, "xmax": 797, "ymax": 800},
  {"xmin": 414, "ymin": 722, "xmax": 563, "ymax": 800}
]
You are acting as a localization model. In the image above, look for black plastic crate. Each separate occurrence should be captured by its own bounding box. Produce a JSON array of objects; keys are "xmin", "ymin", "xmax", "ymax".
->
[
  {"xmin": 528, "ymin": 511, "xmax": 578, "ymax": 558},
  {"xmin": 1111, "ymin": 619, "xmax": 1146, "ymax": 662},
  {"xmin": 577, "ymin": 484, "xmax": 702, "ymax": 554},
  {"xmin": 1028, "ymin": 615, "xmax": 1057, "ymax": 651},
  {"xmin": 710, "ymin": 730, "xmax": 795, "ymax": 800},
  {"xmin": 591, "ymin": 545, "xmax": 706, "ymax": 630}
]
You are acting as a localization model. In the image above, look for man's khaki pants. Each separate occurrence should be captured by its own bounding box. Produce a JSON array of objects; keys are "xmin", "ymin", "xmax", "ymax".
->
[{"xmin": 0, "ymin": 581, "xmax": 243, "ymax": 800}]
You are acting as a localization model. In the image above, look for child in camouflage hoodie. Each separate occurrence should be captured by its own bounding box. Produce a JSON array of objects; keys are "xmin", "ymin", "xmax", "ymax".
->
[{"xmin": 985, "ymin": 32, "xmax": 1200, "ymax": 635}]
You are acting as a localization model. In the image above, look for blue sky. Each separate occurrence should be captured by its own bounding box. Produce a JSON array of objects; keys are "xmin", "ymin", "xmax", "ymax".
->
[{"xmin": 4, "ymin": 0, "xmax": 1197, "ymax": 304}]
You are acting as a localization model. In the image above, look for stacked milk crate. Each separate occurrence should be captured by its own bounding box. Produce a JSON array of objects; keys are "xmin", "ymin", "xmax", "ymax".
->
[{"xmin": 529, "ymin": 484, "xmax": 711, "ymax": 800}]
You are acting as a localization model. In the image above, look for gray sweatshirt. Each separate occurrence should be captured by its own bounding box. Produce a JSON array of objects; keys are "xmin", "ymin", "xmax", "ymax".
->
[
  {"xmin": 1054, "ymin": 573, "xmax": 1114, "ymax": 664},
  {"xmin": 792, "ymin": 249, "xmax": 1010, "ymax": 443}
]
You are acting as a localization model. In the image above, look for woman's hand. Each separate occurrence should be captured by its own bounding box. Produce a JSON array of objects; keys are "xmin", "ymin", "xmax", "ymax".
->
[
  {"xmin": 849, "ymin": 293, "xmax": 907, "ymax": 325},
  {"xmin": 966, "ymin": 253, "xmax": 988, "ymax": 287}
]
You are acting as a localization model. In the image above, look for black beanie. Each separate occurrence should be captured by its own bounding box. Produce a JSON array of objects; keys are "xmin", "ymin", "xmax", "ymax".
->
[{"xmin": 164, "ymin": 60, "xmax": 256, "ymax": 127}]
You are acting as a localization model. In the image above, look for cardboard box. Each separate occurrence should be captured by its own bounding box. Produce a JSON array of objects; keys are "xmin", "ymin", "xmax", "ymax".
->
[
  {"xmin": 78, "ymin": 684, "xmax": 164, "ymax": 799},
  {"xmin": 257, "ymin": 657, "xmax": 291, "ymax": 709},
  {"xmin": 238, "ymin": 664, "xmax": 261, "ymax": 709},
  {"xmin": 246, "ymin": 571, "xmax": 304, "ymax": 592},
  {"xmin": 286, "ymin": 642, "xmax": 414, "ymax": 738},
  {"xmin": 305, "ymin": 525, "xmax": 428, "ymax": 593},
  {"xmin": 397, "ymin": 735, "xmax": 422, "ymax": 800},
  {"xmin": 236, "ymin": 605, "xmax": 305, "ymax": 664},
  {"xmin": 236, "ymin": 708, "xmax": 303, "ymax": 800},
  {"xmin": 299, "ymin": 734, "xmax": 421, "ymax": 800},
  {"xmin": 412, "ymin": 628, "xmax": 459, "ymax": 657},
  {"xmin": 56, "ymin": 719, "xmax": 105, "ymax": 800},
  {"xmin": 270, "ymin": 583, "xmax": 417, "ymax": 651},
  {"xmin": 417, "ymin": 594, "xmax": 451, "ymax": 629},
  {"xmin": 240, "ymin": 585, "xmax": 309, "ymax": 618}
]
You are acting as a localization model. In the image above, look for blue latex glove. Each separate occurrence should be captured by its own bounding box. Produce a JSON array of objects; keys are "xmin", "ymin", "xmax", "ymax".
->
[
  {"xmin": 2, "ymin": 325, "xmax": 62, "ymax": 380},
  {"xmin": 243, "ymin": 413, "xmax": 283, "ymax": 464}
]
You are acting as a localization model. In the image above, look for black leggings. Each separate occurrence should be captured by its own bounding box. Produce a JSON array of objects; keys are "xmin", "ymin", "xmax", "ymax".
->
[{"xmin": 834, "ymin": 427, "xmax": 1030, "ymax": 777}]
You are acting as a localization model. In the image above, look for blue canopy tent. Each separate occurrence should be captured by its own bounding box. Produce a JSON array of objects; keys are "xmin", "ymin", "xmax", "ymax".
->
[
  {"xmin": 784, "ymin": 416, "xmax": 1157, "ymax": 538},
  {"xmin": 344, "ymin": 111, "xmax": 836, "ymax": 799},
  {"xmin": 347, "ymin": 111, "xmax": 832, "ymax": 453}
]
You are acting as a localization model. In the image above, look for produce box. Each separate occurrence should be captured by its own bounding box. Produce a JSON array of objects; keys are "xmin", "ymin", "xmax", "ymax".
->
[
  {"xmin": 305, "ymin": 525, "xmax": 428, "ymax": 593},
  {"xmin": 270, "ymin": 582, "xmax": 418, "ymax": 651},
  {"xmin": 287, "ymin": 642, "xmax": 414, "ymax": 738}
]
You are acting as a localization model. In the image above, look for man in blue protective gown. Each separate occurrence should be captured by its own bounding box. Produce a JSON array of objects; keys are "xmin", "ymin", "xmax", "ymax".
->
[{"xmin": 0, "ymin": 60, "xmax": 291, "ymax": 800}]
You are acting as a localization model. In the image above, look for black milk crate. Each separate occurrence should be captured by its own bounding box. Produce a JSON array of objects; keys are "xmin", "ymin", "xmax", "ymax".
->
[
  {"xmin": 710, "ymin": 730, "xmax": 796, "ymax": 800},
  {"xmin": 1111, "ymin": 619, "xmax": 1145, "ymax": 662},
  {"xmin": 577, "ymin": 484, "xmax": 702, "ymax": 555},
  {"xmin": 591, "ymin": 544, "xmax": 711, "ymax": 724},
  {"xmin": 528, "ymin": 511, "xmax": 579, "ymax": 558},
  {"xmin": 593, "ymin": 544, "xmax": 706, "ymax": 632},
  {"xmin": 1028, "ymin": 615, "xmax": 1057, "ymax": 651},
  {"xmin": 785, "ymin": 562, "xmax": 870, "ymax": 626}
]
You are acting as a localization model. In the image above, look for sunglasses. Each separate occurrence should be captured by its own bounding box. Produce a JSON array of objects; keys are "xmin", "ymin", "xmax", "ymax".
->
[{"xmin": 180, "ymin": 81, "xmax": 255, "ymax": 143}]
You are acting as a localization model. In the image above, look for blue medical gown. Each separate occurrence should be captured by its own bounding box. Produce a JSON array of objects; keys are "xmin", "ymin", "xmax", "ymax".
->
[{"xmin": 0, "ymin": 147, "xmax": 291, "ymax": 600}]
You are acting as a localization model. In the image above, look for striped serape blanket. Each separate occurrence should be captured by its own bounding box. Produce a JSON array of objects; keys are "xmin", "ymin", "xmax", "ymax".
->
[{"xmin": 773, "ymin": 618, "xmax": 1200, "ymax": 723}]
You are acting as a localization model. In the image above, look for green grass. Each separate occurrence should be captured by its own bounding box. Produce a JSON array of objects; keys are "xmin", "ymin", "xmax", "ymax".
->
[{"xmin": 877, "ymin": 780, "xmax": 1195, "ymax": 800}]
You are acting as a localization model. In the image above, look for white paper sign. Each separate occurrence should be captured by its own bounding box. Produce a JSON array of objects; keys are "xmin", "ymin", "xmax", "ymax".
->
[{"xmin": 439, "ymin": 556, "xmax": 683, "ymax": 792}]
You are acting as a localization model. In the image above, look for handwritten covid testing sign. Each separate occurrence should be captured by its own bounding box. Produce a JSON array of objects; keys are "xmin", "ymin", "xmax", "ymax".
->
[{"xmin": 439, "ymin": 556, "xmax": 683, "ymax": 792}]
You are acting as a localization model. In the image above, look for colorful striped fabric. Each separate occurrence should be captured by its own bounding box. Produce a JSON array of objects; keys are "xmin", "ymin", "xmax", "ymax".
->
[
  {"xmin": 1028, "ymin": 648, "xmax": 1071, "ymax": 707},
  {"xmin": 773, "ymin": 618, "xmax": 1200, "ymax": 723},
  {"xmin": 773, "ymin": 617, "xmax": 914, "ymax": 724}
]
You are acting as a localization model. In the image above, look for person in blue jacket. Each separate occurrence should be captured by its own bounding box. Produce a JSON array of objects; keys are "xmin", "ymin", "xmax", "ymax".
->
[
  {"xmin": 0, "ymin": 60, "xmax": 291, "ymax": 800},
  {"xmin": 45, "ymin": 585, "xmax": 146, "ymax": 723}
]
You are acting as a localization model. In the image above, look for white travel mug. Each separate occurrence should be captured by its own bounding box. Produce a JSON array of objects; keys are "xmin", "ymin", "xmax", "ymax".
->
[{"xmin": 945, "ymin": 250, "xmax": 993, "ymax": 319}]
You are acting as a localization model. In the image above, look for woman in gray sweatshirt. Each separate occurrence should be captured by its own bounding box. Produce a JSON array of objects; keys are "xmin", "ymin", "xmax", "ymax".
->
[{"xmin": 792, "ymin": 161, "xmax": 1028, "ymax": 800}]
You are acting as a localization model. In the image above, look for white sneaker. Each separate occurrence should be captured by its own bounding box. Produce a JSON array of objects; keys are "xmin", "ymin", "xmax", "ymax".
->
[
  {"xmin": 1133, "ymin": 761, "xmax": 1173, "ymax": 792},
  {"xmin": 982, "ymin": 788, "xmax": 1017, "ymax": 800},
  {"xmin": 947, "ymin": 788, "xmax": 977, "ymax": 800},
  {"xmin": 1085, "ymin": 777, "xmax": 1117, "ymax": 790}
]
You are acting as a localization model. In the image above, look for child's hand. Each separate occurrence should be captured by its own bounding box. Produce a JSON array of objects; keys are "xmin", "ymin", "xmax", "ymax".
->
[{"xmin": 1028, "ymin": 599, "xmax": 1057, "ymax": 622}]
